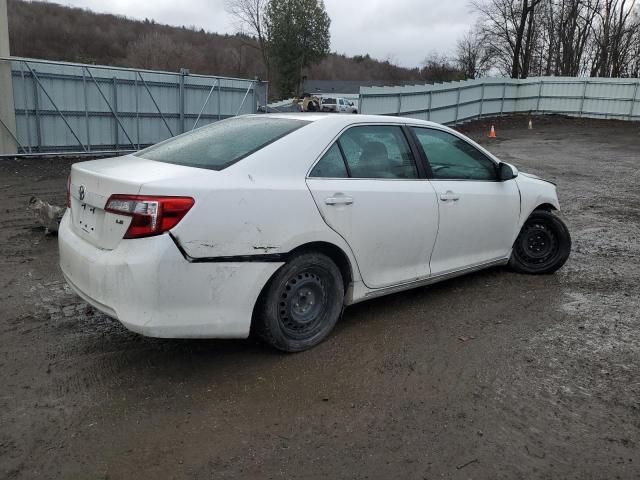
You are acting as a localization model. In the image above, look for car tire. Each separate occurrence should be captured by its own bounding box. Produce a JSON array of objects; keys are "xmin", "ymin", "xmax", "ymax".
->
[
  {"xmin": 509, "ymin": 210, "xmax": 571, "ymax": 274},
  {"xmin": 254, "ymin": 252, "xmax": 344, "ymax": 352}
]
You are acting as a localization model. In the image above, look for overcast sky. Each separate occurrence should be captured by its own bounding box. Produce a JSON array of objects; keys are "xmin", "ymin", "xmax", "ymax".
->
[{"xmin": 56, "ymin": 0, "xmax": 476, "ymax": 68}]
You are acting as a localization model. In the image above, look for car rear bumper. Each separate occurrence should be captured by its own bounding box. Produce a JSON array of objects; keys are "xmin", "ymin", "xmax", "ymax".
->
[{"xmin": 58, "ymin": 212, "xmax": 283, "ymax": 338}]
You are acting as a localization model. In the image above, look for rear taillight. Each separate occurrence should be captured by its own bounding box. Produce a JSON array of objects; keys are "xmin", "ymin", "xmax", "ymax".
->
[
  {"xmin": 105, "ymin": 195, "xmax": 194, "ymax": 239},
  {"xmin": 65, "ymin": 175, "xmax": 71, "ymax": 208}
]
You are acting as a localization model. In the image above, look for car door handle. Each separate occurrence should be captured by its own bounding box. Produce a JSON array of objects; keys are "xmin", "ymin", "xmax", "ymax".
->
[
  {"xmin": 439, "ymin": 191, "xmax": 460, "ymax": 202},
  {"xmin": 325, "ymin": 195, "xmax": 354, "ymax": 206}
]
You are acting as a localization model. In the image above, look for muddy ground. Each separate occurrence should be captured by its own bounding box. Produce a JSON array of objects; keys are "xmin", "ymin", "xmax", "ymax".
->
[{"xmin": 1, "ymin": 115, "xmax": 639, "ymax": 479}]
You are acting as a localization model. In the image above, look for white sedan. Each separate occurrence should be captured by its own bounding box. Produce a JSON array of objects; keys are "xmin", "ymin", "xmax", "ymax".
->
[{"xmin": 59, "ymin": 114, "xmax": 571, "ymax": 352}]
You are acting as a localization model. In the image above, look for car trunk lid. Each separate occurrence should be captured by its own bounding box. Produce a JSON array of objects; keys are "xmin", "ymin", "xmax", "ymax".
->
[{"xmin": 69, "ymin": 155, "xmax": 201, "ymax": 250}]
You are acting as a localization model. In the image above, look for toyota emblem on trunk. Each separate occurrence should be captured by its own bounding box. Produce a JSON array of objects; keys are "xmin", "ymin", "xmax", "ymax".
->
[{"xmin": 78, "ymin": 185, "xmax": 85, "ymax": 201}]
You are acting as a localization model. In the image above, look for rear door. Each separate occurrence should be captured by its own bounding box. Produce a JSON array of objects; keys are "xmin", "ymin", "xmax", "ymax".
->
[
  {"xmin": 306, "ymin": 125, "xmax": 439, "ymax": 289},
  {"xmin": 410, "ymin": 127, "xmax": 520, "ymax": 275}
]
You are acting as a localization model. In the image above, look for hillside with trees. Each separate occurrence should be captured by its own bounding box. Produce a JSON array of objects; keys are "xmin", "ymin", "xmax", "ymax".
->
[{"xmin": 6, "ymin": 0, "xmax": 431, "ymax": 96}]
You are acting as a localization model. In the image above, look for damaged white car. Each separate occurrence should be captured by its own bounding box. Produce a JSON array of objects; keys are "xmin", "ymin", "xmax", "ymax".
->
[{"xmin": 59, "ymin": 114, "xmax": 571, "ymax": 351}]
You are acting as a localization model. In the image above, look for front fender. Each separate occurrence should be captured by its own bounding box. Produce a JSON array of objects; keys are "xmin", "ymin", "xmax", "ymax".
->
[{"xmin": 514, "ymin": 173, "xmax": 561, "ymax": 241}]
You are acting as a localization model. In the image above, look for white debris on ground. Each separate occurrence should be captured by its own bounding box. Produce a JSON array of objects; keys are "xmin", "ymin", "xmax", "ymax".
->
[{"xmin": 28, "ymin": 196, "xmax": 66, "ymax": 234}]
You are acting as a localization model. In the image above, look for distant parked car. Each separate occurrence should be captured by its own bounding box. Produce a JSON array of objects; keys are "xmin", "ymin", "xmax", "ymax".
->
[
  {"xmin": 59, "ymin": 114, "xmax": 571, "ymax": 352},
  {"xmin": 322, "ymin": 97, "xmax": 358, "ymax": 113}
]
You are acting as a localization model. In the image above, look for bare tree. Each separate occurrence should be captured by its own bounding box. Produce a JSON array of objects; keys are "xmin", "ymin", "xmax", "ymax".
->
[
  {"xmin": 455, "ymin": 26, "xmax": 491, "ymax": 78},
  {"xmin": 630, "ymin": 7, "xmax": 640, "ymax": 75},
  {"xmin": 225, "ymin": 0, "xmax": 270, "ymax": 80},
  {"xmin": 420, "ymin": 53, "xmax": 464, "ymax": 82},
  {"xmin": 591, "ymin": 0, "xmax": 639, "ymax": 76},
  {"xmin": 471, "ymin": 0, "xmax": 640, "ymax": 78},
  {"xmin": 473, "ymin": 0, "xmax": 543, "ymax": 78},
  {"xmin": 536, "ymin": 0, "xmax": 601, "ymax": 77}
]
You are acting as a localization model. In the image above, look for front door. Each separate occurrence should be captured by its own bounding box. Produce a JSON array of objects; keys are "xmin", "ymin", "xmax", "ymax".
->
[
  {"xmin": 411, "ymin": 127, "xmax": 521, "ymax": 275},
  {"xmin": 306, "ymin": 125, "xmax": 439, "ymax": 289}
]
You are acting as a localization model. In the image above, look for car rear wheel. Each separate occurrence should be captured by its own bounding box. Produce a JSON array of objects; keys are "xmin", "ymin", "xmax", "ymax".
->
[
  {"xmin": 255, "ymin": 252, "xmax": 344, "ymax": 352},
  {"xmin": 509, "ymin": 210, "xmax": 571, "ymax": 274}
]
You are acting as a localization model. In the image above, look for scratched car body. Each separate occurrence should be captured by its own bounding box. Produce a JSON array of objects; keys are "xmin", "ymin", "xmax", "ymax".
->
[{"xmin": 59, "ymin": 114, "xmax": 571, "ymax": 352}]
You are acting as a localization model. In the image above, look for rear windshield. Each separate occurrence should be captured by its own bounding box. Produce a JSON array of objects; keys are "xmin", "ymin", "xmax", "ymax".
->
[{"xmin": 136, "ymin": 116, "xmax": 309, "ymax": 170}]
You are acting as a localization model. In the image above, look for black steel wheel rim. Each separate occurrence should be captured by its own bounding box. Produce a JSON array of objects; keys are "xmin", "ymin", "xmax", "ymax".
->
[
  {"xmin": 516, "ymin": 220, "xmax": 559, "ymax": 265},
  {"xmin": 278, "ymin": 269, "xmax": 329, "ymax": 339}
]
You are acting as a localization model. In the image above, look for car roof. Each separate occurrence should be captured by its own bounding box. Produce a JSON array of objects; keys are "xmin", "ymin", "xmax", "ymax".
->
[{"xmin": 259, "ymin": 112, "xmax": 441, "ymax": 128}]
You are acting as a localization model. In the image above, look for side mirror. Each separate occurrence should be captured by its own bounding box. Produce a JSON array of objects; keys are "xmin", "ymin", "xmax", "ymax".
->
[{"xmin": 498, "ymin": 162, "xmax": 518, "ymax": 181}]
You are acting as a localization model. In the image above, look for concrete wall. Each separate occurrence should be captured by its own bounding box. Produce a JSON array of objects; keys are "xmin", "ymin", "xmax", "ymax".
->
[{"xmin": 0, "ymin": 0, "xmax": 16, "ymax": 154}]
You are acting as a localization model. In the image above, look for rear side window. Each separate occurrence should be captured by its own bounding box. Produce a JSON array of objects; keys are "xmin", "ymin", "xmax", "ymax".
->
[
  {"xmin": 136, "ymin": 116, "xmax": 309, "ymax": 170},
  {"xmin": 339, "ymin": 126, "xmax": 418, "ymax": 179},
  {"xmin": 323, "ymin": 98, "xmax": 336, "ymax": 104},
  {"xmin": 309, "ymin": 125, "xmax": 418, "ymax": 180},
  {"xmin": 309, "ymin": 144, "xmax": 348, "ymax": 178}
]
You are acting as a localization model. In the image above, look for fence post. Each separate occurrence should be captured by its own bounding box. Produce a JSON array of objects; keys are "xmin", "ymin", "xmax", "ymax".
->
[
  {"xmin": 454, "ymin": 86, "xmax": 461, "ymax": 125},
  {"xmin": 628, "ymin": 80, "xmax": 639, "ymax": 120},
  {"xmin": 82, "ymin": 69, "xmax": 90, "ymax": 152},
  {"xmin": 252, "ymin": 81, "xmax": 256, "ymax": 113},
  {"xmin": 179, "ymin": 68, "xmax": 188, "ymax": 133},
  {"xmin": 478, "ymin": 83, "xmax": 485, "ymax": 120},
  {"xmin": 134, "ymin": 74, "xmax": 140, "ymax": 149},
  {"xmin": 535, "ymin": 79, "xmax": 543, "ymax": 113},
  {"xmin": 397, "ymin": 93, "xmax": 402, "ymax": 115},
  {"xmin": 579, "ymin": 79, "xmax": 588, "ymax": 117},
  {"xmin": 31, "ymin": 67, "xmax": 42, "ymax": 151},
  {"xmin": 217, "ymin": 80, "xmax": 222, "ymax": 120},
  {"xmin": 19, "ymin": 63, "xmax": 32, "ymax": 152},
  {"xmin": 112, "ymin": 77, "xmax": 119, "ymax": 152},
  {"xmin": 427, "ymin": 90, "xmax": 432, "ymax": 121},
  {"xmin": 500, "ymin": 82, "xmax": 506, "ymax": 116}
]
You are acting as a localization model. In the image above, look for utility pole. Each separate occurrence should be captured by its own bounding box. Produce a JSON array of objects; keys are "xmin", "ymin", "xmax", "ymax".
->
[{"xmin": 0, "ymin": 0, "xmax": 17, "ymax": 154}]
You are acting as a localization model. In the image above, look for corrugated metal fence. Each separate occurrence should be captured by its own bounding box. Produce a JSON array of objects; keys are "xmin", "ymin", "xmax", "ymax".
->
[
  {"xmin": 0, "ymin": 57, "xmax": 267, "ymax": 155},
  {"xmin": 360, "ymin": 77, "xmax": 640, "ymax": 124}
]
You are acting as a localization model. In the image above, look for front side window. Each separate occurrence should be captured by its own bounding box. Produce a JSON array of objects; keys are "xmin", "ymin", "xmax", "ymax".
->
[
  {"xmin": 136, "ymin": 116, "xmax": 309, "ymax": 170},
  {"xmin": 338, "ymin": 125, "xmax": 418, "ymax": 179},
  {"xmin": 412, "ymin": 128, "xmax": 497, "ymax": 180}
]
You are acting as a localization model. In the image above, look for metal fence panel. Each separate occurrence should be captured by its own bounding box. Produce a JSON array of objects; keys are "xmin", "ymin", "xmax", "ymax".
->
[
  {"xmin": 2, "ymin": 57, "xmax": 265, "ymax": 155},
  {"xmin": 360, "ymin": 76, "xmax": 640, "ymax": 125}
]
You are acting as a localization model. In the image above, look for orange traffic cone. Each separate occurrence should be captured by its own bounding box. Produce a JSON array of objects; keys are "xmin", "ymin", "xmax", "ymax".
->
[{"xmin": 488, "ymin": 125, "xmax": 496, "ymax": 139}]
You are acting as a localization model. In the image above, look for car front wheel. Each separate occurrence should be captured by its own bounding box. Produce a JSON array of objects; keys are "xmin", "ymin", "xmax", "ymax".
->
[
  {"xmin": 509, "ymin": 210, "xmax": 571, "ymax": 274},
  {"xmin": 255, "ymin": 252, "xmax": 344, "ymax": 352}
]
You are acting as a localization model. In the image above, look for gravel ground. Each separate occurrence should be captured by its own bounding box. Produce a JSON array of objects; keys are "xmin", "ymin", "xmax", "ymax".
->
[{"xmin": 1, "ymin": 116, "xmax": 639, "ymax": 479}]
